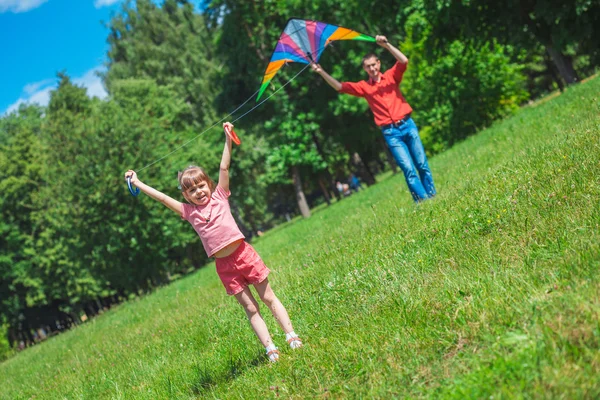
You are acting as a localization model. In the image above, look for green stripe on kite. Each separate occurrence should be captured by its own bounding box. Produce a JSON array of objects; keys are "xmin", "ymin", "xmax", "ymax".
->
[
  {"xmin": 355, "ymin": 34, "xmax": 376, "ymax": 42},
  {"xmin": 256, "ymin": 19, "xmax": 378, "ymax": 102},
  {"xmin": 257, "ymin": 83, "xmax": 270, "ymax": 102}
]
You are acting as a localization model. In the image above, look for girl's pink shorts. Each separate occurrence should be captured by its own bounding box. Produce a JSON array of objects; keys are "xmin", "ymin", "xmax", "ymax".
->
[{"xmin": 215, "ymin": 241, "xmax": 270, "ymax": 295}]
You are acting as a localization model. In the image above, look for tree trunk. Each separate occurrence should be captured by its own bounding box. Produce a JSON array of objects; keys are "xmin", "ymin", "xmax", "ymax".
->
[
  {"xmin": 378, "ymin": 136, "xmax": 398, "ymax": 173},
  {"xmin": 328, "ymin": 170, "xmax": 342, "ymax": 201},
  {"xmin": 374, "ymin": 152, "xmax": 385, "ymax": 175},
  {"xmin": 310, "ymin": 130, "xmax": 341, "ymax": 200},
  {"xmin": 8, "ymin": 327, "xmax": 17, "ymax": 347},
  {"xmin": 318, "ymin": 177, "xmax": 332, "ymax": 205},
  {"xmin": 545, "ymin": 45, "xmax": 578, "ymax": 85},
  {"xmin": 519, "ymin": 6, "xmax": 579, "ymax": 87},
  {"xmin": 351, "ymin": 152, "xmax": 376, "ymax": 185},
  {"xmin": 292, "ymin": 165, "xmax": 311, "ymax": 218},
  {"xmin": 544, "ymin": 53, "xmax": 565, "ymax": 92},
  {"xmin": 230, "ymin": 202, "xmax": 253, "ymax": 239}
]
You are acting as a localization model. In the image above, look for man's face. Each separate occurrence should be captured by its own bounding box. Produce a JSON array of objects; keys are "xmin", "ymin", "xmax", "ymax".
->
[{"xmin": 362, "ymin": 56, "xmax": 381, "ymax": 80}]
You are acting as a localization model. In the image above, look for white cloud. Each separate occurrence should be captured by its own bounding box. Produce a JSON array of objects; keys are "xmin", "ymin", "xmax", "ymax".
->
[
  {"xmin": 23, "ymin": 79, "xmax": 54, "ymax": 95},
  {"xmin": 94, "ymin": 0, "xmax": 120, "ymax": 8},
  {"xmin": 5, "ymin": 81, "xmax": 53, "ymax": 115},
  {"xmin": 0, "ymin": 0, "xmax": 49, "ymax": 13},
  {"xmin": 3, "ymin": 67, "xmax": 108, "ymax": 115},
  {"xmin": 73, "ymin": 68, "xmax": 108, "ymax": 99}
]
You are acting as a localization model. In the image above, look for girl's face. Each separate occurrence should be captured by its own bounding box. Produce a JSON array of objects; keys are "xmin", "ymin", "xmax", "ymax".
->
[{"xmin": 183, "ymin": 180, "xmax": 212, "ymax": 206}]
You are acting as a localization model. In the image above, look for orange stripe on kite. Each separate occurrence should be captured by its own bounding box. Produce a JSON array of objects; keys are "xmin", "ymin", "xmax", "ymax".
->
[
  {"xmin": 326, "ymin": 28, "xmax": 360, "ymax": 44},
  {"xmin": 261, "ymin": 73, "xmax": 277, "ymax": 85},
  {"xmin": 256, "ymin": 19, "xmax": 375, "ymax": 102},
  {"xmin": 265, "ymin": 59, "xmax": 287, "ymax": 74}
]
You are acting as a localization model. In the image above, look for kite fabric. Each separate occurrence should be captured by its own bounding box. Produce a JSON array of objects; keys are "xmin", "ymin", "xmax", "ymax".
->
[{"xmin": 256, "ymin": 18, "xmax": 376, "ymax": 101}]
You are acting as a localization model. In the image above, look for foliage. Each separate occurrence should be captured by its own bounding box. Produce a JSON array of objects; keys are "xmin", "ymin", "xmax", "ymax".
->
[
  {"xmin": 0, "ymin": 0, "xmax": 598, "ymax": 349},
  {"xmin": 416, "ymin": 0, "xmax": 600, "ymax": 85},
  {"xmin": 0, "ymin": 105, "xmax": 45, "ymax": 335},
  {"xmin": 0, "ymin": 322, "xmax": 12, "ymax": 361},
  {"xmin": 0, "ymin": 76, "xmax": 598, "ymax": 398},
  {"xmin": 105, "ymin": 0, "xmax": 218, "ymax": 126},
  {"xmin": 401, "ymin": 13, "xmax": 529, "ymax": 150}
]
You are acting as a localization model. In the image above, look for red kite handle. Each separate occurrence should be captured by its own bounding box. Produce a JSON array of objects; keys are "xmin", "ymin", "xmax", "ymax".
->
[{"xmin": 224, "ymin": 125, "xmax": 241, "ymax": 145}]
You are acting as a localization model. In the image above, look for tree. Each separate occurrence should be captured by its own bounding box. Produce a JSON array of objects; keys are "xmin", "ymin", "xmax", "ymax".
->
[
  {"xmin": 418, "ymin": 0, "xmax": 600, "ymax": 86},
  {"xmin": 0, "ymin": 105, "xmax": 45, "ymax": 344},
  {"xmin": 105, "ymin": 0, "xmax": 218, "ymax": 126},
  {"xmin": 207, "ymin": 0, "xmax": 387, "ymax": 217}
]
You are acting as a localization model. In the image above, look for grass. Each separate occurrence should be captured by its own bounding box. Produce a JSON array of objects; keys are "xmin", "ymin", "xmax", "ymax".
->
[{"xmin": 1, "ymin": 77, "xmax": 599, "ymax": 399}]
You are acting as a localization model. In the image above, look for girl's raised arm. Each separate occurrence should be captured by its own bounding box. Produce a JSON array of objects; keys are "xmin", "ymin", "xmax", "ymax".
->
[
  {"xmin": 124, "ymin": 170, "xmax": 183, "ymax": 216},
  {"xmin": 218, "ymin": 122, "xmax": 234, "ymax": 193}
]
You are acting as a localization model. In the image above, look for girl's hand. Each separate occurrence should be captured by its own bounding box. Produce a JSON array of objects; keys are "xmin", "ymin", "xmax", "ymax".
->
[
  {"xmin": 223, "ymin": 122, "xmax": 234, "ymax": 132},
  {"xmin": 223, "ymin": 122, "xmax": 234, "ymax": 143},
  {"xmin": 125, "ymin": 170, "xmax": 138, "ymax": 185}
]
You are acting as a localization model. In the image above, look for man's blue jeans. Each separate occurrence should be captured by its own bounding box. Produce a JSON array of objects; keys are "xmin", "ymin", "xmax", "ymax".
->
[{"xmin": 381, "ymin": 118, "xmax": 436, "ymax": 202}]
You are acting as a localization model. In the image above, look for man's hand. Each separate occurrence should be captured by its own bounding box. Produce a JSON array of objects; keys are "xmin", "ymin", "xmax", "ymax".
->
[
  {"xmin": 310, "ymin": 62, "xmax": 323, "ymax": 74},
  {"xmin": 376, "ymin": 34, "xmax": 408, "ymax": 64},
  {"xmin": 310, "ymin": 61, "xmax": 342, "ymax": 91},
  {"xmin": 375, "ymin": 35, "xmax": 389, "ymax": 47}
]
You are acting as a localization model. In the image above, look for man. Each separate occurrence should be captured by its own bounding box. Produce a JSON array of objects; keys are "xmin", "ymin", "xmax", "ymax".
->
[{"xmin": 311, "ymin": 35, "xmax": 436, "ymax": 202}]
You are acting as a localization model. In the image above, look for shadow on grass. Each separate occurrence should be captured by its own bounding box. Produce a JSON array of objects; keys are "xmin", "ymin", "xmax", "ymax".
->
[{"xmin": 191, "ymin": 350, "xmax": 265, "ymax": 394}]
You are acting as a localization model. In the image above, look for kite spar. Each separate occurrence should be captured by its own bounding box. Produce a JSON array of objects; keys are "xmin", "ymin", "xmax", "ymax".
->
[
  {"xmin": 256, "ymin": 18, "xmax": 376, "ymax": 101},
  {"xmin": 126, "ymin": 19, "xmax": 375, "ymax": 196}
]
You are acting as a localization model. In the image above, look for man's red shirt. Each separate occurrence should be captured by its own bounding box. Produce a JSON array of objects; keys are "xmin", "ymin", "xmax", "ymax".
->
[{"xmin": 339, "ymin": 61, "xmax": 412, "ymax": 127}]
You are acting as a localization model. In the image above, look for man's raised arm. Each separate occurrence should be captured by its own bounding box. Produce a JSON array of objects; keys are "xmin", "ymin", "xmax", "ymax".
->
[
  {"xmin": 376, "ymin": 35, "xmax": 408, "ymax": 65},
  {"xmin": 310, "ymin": 62, "xmax": 342, "ymax": 92}
]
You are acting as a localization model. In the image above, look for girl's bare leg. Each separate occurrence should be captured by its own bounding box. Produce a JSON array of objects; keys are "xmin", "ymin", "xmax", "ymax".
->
[
  {"xmin": 254, "ymin": 278, "xmax": 294, "ymax": 333},
  {"xmin": 234, "ymin": 287, "xmax": 273, "ymax": 347}
]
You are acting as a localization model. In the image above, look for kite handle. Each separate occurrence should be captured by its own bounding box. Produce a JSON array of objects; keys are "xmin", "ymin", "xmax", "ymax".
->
[
  {"xmin": 224, "ymin": 125, "xmax": 241, "ymax": 146},
  {"xmin": 127, "ymin": 176, "xmax": 140, "ymax": 197}
]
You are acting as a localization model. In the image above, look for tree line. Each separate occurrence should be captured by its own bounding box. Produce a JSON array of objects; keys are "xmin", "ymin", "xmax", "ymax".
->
[{"xmin": 1, "ymin": 0, "xmax": 598, "ymax": 357}]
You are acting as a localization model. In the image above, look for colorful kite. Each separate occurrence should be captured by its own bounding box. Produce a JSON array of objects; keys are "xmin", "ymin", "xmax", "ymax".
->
[{"xmin": 256, "ymin": 18, "xmax": 375, "ymax": 101}]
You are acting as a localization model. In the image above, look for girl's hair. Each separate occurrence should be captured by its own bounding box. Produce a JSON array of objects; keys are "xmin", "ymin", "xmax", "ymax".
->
[{"xmin": 177, "ymin": 166, "xmax": 216, "ymax": 192}]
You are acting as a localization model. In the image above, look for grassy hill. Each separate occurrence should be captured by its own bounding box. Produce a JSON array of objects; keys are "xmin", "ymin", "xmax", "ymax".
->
[{"xmin": 1, "ymin": 77, "xmax": 599, "ymax": 399}]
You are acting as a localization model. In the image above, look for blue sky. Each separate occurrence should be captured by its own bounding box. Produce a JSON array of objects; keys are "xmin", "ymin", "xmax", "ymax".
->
[{"xmin": 0, "ymin": 0, "xmax": 125, "ymax": 115}]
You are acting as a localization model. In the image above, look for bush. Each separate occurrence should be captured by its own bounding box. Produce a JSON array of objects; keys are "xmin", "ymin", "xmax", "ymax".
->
[
  {"xmin": 401, "ymin": 13, "xmax": 529, "ymax": 153},
  {"xmin": 0, "ymin": 323, "xmax": 14, "ymax": 361}
]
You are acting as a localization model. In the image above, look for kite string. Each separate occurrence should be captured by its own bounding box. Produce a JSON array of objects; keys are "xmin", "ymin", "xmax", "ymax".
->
[
  {"xmin": 136, "ymin": 63, "xmax": 312, "ymax": 172},
  {"xmin": 137, "ymin": 88, "xmax": 259, "ymax": 172},
  {"xmin": 137, "ymin": 23, "xmax": 319, "ymax": 172},
  {"xmin": 136, "ymin": 26, "xmax": 360, "ymax": 173},
  {"xmin": 231, "ymin": 63, "xmax": 312, "ymax": 124}
]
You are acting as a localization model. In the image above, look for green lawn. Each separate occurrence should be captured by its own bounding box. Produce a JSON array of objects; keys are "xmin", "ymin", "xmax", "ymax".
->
[{"xmin": 1, "ymin": 77, "xmax": 599, "ymax": 399}]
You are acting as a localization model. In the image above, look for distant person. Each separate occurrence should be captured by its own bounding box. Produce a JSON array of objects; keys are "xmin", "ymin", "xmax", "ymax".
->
[
  {"xmin": 125, "ymin": 122, "xmax": 302, "ymax": 363},
  {"xmin": 311, "ymin": 35, "xmax": 436, "ymax": 202},
  {"xmin": 349, "ymin": 174, "xmax": 363, "ymax": 192},
  {"xmin": 336, "ymin": 180, "xmax": 351, "ymax": 197}
]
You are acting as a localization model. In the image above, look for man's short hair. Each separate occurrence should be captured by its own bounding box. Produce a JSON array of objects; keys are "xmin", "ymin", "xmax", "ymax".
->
[{"xmin": 362, "ymin": 53, "xmax": 379, "ymax": 66}]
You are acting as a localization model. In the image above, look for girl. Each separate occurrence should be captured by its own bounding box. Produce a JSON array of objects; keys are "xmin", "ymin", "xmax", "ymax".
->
[{"xmin": 124, "ymin": 122, "xmax": 302, "ymax": 362}]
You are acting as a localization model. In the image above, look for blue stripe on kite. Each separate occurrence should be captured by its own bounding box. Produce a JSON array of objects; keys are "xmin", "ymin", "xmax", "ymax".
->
[
  {"xmin": 313, "ymin": 47, "xmax": 326, "ymax": 63},
  {"xmin": 317, "ymin": 24, "xmax": 339, "ymax": 60},
  {"xmin": 270, "ymin": 52, "xmax": 309, "ymax": 64}
]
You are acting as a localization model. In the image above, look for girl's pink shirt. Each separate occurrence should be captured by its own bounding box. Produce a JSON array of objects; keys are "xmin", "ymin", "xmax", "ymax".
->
[{"xmin": 181, "ymin": 185, "xmax": 245, "ymax": 257}]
